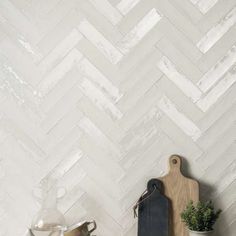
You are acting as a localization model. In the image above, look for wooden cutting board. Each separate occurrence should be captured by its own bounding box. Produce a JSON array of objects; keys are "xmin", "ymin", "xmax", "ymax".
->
[{"xmin": 159, "ymin": 155, "xmax": 199, "ymax": 236}]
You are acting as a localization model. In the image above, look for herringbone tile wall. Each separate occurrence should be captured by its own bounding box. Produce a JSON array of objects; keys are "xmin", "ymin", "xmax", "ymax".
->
[{"xmin": 0, "ymin": 0, "xmax": 235, "ymax": 235}]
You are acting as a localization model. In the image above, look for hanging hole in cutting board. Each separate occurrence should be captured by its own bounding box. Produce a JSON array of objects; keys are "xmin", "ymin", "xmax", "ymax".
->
[{"xmin": 172, "ymin": 159, "xmax": 178, "ymax": 164}]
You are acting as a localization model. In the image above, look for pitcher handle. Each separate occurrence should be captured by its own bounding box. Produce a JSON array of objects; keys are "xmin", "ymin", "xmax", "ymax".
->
[{"xmin": 88, "ymin": 221, "xmax": 97, "ymax": 233}]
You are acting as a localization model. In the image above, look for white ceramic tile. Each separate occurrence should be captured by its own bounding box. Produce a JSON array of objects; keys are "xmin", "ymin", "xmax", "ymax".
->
[
  {"xmin": 116, "ymin": 0, "xmax": 141, "ymax": 15},
  {"xmin": 117, "ymin": 8, "xmax": 162, "ymax": 54},
  {"xmin": 197, "ymin": 45, "xmax": 236, "ymax": 92},
  {"xmin": 39, "ymin": 29, "xmax": 83, "ymax": 73},
  {"xmin": 196, "ymin": 0, "xmax": 219, "ymax": 14},
  {"xmin": 197, "ymin": 66, "xmax": 236, "ymax": 111},
  {"xmin": 197, "ymin": 7, "xmax": 236, "ymax": 53},
  {"xmin": 78, "ymin": 19, "xmax": 123, "ymax": 64},
  {"xmin": 77, "ymin": 58, "xmax": 123, "ymax": 102},
  {"xmin": 158, "ymin": 96, "xmax": 202, "ymax": 141},
  {"xmin": 158, "ymin": 56, "xmax": 202, "ymax": 102},
  {"xmin": 78, "ymin": 78, "xmax": 123, "ymax": 120},
  {"xmin": 89, "ymin": 0, "xmax": 123, "ymax": 25},
  {"xmin": 38, "ymin": 49, "xmax": 83, "ymax": 96}
]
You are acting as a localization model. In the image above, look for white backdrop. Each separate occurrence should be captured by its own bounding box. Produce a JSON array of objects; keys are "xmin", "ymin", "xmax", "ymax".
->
[{"xmin": 0, "ymin": 0, "xmax": 235, "ymax": 235}]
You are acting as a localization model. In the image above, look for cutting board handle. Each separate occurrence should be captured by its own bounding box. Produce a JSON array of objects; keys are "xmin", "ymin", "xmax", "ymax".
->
[
  {"xmin": 169, "ymin": 155, "xmax": 182, "ymax": 173},
  {"xmin": 147, "ymin": 178, "xmax": 163, "ymax": 193}
]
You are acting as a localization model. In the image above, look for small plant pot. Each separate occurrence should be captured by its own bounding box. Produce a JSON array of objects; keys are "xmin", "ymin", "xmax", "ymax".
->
[{"xmin": 189, "ymin": 230, "xmax": 214, "ymax": 236}]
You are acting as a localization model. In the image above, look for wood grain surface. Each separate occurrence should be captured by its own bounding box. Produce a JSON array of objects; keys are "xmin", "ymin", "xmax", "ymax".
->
[{"xmin": 159, "ymin": 155, "xmax": 199, "ymax": 236}]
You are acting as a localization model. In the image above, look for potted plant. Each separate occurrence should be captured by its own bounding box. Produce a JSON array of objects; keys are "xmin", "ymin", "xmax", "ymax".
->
[{"xmin": 181, "ymin": 200, "xmax": 221, "ymax": 236}]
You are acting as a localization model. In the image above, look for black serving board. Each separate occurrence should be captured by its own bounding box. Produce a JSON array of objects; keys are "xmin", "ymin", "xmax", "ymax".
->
[{"xmin": 138, "ymin": 179, "xmax": 169, "ymax": 236}]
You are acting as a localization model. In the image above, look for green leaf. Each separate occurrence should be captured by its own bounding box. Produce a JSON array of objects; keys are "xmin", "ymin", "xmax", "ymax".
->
[{"xmin": 180, "ymin": 200, "xmax": 221, "ymax": 231}]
